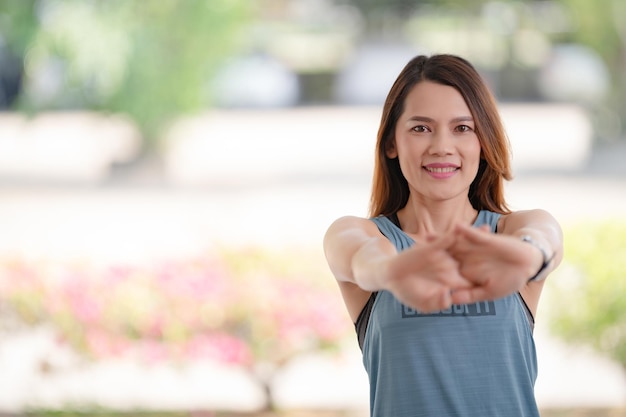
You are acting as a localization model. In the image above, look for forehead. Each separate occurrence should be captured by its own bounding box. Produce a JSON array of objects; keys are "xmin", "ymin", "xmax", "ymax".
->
[{"xmin": 402, "ymin": 81, "xmax": 471, "ymax": 118}]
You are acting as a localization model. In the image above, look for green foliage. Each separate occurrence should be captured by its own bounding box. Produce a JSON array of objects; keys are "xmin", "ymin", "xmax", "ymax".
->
[
  {"xmin": 548, "ymin": 0, "xmax": 626, "ymax": 137},
  {"xmin": 0, "ymin": 0, "xmax": 39, "ymax": 52},
  {"xmin": 547, "ymin": 220, "xmax": 626, "ymax": 368},
  {"xmin": 103, "ymin": 1, "xmax": 251, "ymax": 143},
  {"xmin": 1, "ymin": 0, "xmax": 251, "ymax": 146},
  {"xmin": 555, "ymin": 0, "xmax": 624, "ymax": 62}
]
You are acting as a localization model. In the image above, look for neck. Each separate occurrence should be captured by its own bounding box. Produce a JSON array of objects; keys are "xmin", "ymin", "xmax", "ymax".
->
[{"xmin": 396, "ymin": 198, "xmax": 478, "ymax": 236}]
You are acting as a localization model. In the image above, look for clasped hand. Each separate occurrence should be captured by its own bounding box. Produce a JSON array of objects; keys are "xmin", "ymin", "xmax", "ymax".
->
[{"xmin": 384, "ymin": 224, "xmax": 537, "ymax": 313}]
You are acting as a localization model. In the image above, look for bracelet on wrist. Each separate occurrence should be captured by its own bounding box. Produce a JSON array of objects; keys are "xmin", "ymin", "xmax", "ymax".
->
[{"xmin": 520, "ymin": 235, "xmax": 555, "ymax": 282}]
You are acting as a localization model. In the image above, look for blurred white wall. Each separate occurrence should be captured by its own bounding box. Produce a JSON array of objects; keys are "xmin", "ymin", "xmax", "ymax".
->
[
  {"xmin": 0, "ymin": 112, "xmax": 141, "ymax": 182},
  {"xmin": 162, "ymin": 104, "xmax": 592, "ymax": 188}
]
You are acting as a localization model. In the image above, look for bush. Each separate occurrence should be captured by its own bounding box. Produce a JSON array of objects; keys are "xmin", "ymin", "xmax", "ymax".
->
[{"xmin": 546, "ymin": 220, "xmax": 626, "ymax": 369}]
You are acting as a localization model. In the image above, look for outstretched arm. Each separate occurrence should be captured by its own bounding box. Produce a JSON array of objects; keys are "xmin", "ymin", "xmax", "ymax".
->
[
  {"xmin": 323, "ymin": 216, "xmax": 474, "ymax": 318},
  {"xmin": 323, "ymin": 216, "xmax": 395, "ymax": 321},
  {"xmin": 448, "ymin": 209, "xmax": 563, "ymax": 309}
]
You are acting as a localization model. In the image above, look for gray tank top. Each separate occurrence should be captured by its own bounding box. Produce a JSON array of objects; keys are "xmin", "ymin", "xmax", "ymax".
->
[{"xmin": 363, "ymin": 210, "xmax": 539, "ymax": 417}]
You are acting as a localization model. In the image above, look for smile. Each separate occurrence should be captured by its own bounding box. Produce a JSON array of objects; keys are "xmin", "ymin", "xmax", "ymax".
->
[
  {"xmin": 423, "ymin": 165, "xmax": 460, "ymax": 179},
  {"xmin": 424, "ymin": 166, "xmax": 459, "ymax": 173}
]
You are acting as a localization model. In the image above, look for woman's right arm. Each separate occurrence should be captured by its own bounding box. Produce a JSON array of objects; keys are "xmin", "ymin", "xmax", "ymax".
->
[
  {"xmin": 323, "ymin": 216, "xmax": 472, "ymax": 320},
  {"xmin": 323, "ymin": 216, "xmax": 397, "ymax": 321},
  {"xmin": 324, "ymin": 216, "xmax": 398, "ymax": 289}
]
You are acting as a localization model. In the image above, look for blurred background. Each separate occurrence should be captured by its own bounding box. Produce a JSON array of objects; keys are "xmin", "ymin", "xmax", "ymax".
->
[{"xmin": 0, "ymin": 0, "xmax": 625, "ymax": 416}]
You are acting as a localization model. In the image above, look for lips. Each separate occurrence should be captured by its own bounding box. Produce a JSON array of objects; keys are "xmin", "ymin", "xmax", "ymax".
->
[
  {"xmin": 424, "ymin": 163, "xmax": 459, "ymax": 171},
  {"xmin": 423, "ymin": 163, "xmax": 460, "ymax": 178},
  {"xmin": 424, "ymin": 166, "xmax": 458, "ymax": 173}
]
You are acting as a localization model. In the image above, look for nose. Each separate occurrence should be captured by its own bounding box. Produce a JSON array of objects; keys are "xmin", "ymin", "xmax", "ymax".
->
[{"xmin": 428, "ymin": 130, "xmax": 454, "ymax": 156}]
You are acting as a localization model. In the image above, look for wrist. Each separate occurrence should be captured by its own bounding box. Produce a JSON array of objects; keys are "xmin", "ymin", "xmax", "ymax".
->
[{"xmin": 520, "ymin": 235, "xmax": 554, "ymax": 282}]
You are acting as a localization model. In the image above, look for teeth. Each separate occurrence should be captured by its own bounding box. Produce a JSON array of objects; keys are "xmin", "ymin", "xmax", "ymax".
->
[{"xmin": 426, "ymin": 167, "xmax": 456, "ymax": 173}]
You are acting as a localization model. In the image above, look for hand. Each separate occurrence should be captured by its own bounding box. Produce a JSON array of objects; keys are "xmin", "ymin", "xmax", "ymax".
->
[
  {"xmin": 385, "ymin": 231, "xmax": 474, "ymax": 312},
  {"xmin": 447, "ymin": 223, "xmax": 540, "ymax": 305}
]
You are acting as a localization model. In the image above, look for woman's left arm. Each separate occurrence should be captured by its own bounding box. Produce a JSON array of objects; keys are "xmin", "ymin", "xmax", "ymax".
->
[
  {"xmin": 499, "ymin": 208, "xmax": 564, "ymax": 283},
  {"xmin": 499, "ymin": 209, "xmax": 564, "ymax": 315},
  {"xmin": 448, "ymin": 209, "xmax": 563, "ymax": 309}
]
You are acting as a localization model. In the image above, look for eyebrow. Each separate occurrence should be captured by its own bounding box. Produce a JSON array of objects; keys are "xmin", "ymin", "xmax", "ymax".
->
[{"xmin": 407, "ymin": 116, "xmax": 474, "ymax": 123}]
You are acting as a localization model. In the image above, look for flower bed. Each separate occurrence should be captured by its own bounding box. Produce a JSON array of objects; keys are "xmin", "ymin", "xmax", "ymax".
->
[{"xmin": 0, "ymin": 247, "xmax": 351, "ymax": 369}]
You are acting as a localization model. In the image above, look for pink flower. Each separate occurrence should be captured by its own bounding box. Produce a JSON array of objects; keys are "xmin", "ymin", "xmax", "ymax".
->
[{"xmin": 0, "ymin": 248, "xmax": 352, "ymax": 367}]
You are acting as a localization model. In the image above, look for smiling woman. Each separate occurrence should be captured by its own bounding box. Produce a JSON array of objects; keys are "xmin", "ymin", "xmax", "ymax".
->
[
  {"xmin": 386, "ymin": 81, "xmax": 482, "ymax": 202},
  {"xmin": 323, "ymin": 54, "xmax": 564, "ymax": 417}
]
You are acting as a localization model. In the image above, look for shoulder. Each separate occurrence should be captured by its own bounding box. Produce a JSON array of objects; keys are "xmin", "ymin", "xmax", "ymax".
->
[
  {"xmin": 323, "ymin": 215, "xmax": 390, "ymax": 267},
  {"xmin": 327, "ymin": 214, "xmax": 371, "ymax": 227},
  {"xmin": 325, "ymin": 215, "xmax": 382, "ymax": 236},
  {"xmin": 498, "ymin": 209, "xmax": 560, "ymax": 235}
]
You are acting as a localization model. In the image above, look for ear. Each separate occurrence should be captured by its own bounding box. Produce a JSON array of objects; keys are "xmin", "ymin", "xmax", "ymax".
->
[{"xmin": 385, "ymin": 138, "xmax": 398, "ymax": 158}]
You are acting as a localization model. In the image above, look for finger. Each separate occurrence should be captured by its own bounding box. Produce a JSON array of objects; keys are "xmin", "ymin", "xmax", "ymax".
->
[
  {"xmin": 438, "ymin": 260, "xmax": 475, "ymax": 289},
  {"xmin": 449, "ymin": 286, "xmax": 491, "ymax": 305},
  {"xmin": 455, "ymin": 222, "xmax": 490, "ymax": 236},
  {"xmin": 454, "ymin": 223, "xmax": 492, "ymax": 244},
  {"xmin": 411, "ymin": 281, "xmax": 454, "ymax": 313},
  {"xmin": 439, "ymin": 288, "xmax": 453, "ymax": 311},
  {"xmin": 447, "ymin": 227, "xmax": 478, "ymax": 256},
  {"xmin": 429, "ymin": 230, "xmax": 457, "ymax": 250},
  {"xmin": 444, "ymin": 273, "xmax": 474, "ymax": 289}
]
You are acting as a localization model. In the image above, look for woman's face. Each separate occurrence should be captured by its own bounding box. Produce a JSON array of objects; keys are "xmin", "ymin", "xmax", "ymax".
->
[{"xmin": 388, "ymin": 81, "xmax": 482, "ymax": 204}]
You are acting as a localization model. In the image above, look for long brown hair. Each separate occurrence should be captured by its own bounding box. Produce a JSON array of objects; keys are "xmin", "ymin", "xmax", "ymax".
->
[{"xmin": 369, "ymin": 54, "xmax": 513, "ymax": 217}]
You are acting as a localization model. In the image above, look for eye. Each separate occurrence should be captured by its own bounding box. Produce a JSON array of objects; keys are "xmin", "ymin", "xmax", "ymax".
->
[
  {"xmin": 455, "ymin": 124, "xmax": 474, "ymax": 133},
  {"xmin": 411, "ymin": 125, "xmax": 431, "ymax": 133}
]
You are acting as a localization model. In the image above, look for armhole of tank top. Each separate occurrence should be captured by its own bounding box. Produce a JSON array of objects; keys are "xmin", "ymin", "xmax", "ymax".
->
[
  {"xmin": 516, "ymin": 292, "xmax": 536, "ymax": 334},
  {"xmin": 494, "ymin": 215, "xmax": 535, "ymax": 333},
  {"xmin": 355, "ymin": 291, "xmax": 377, "ymax": 351}
]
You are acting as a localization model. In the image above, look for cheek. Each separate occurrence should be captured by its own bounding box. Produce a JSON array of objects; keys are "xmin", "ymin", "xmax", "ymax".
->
[
  {"xmin": 468, "ymin": 138, "xmax": 482, "ymax": 160},
  {"xmin": 463, "ymin": 139, "xmax": 482, "ymax": 173}
]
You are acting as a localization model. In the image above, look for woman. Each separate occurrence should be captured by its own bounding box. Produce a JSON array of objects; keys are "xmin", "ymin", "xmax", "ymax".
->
[{"xmin": 323, "ymin": 54, "xmax": 563, "ymax": 416}]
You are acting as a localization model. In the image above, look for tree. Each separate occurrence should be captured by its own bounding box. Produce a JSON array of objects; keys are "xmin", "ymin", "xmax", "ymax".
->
[
  {"xmin": 0, "ymin": 0, "xmax": 38, "ymax": 107},
  {"xmin": 541, "ymin": 0, "xmax": 626, "ymax": 141},
  {"xmin": 0, "ymin": 0, "xmax": 251, "ymax": 147}
]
